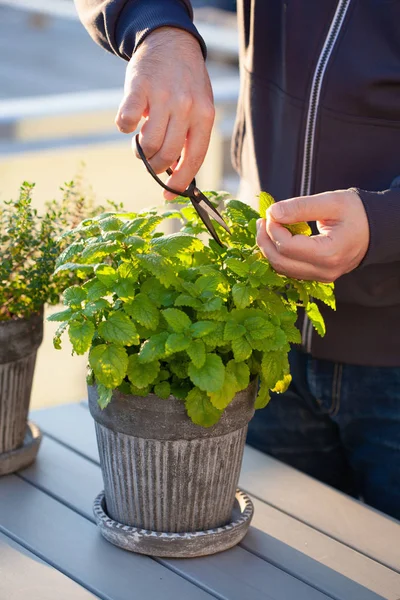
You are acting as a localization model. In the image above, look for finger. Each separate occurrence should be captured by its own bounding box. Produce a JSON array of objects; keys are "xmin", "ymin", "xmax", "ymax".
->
[
  {"xmin": 135, "ymin": 103, "xmax": 170, "ymax": 160},
  {"xmin": 256, "ymin": 220, "xmax": 333, "ymax": 282},
  {"xmin": 115, "ymin": 85, "xmax": 148, "ymax": 134},
  {"xmin": 267, "ymin": 219, "xmax": 336, "ymax": 265},
  {"xmin": 148, "ymin": 112, "xmax": 188, "ymax": 176},
  {"xmin": 268, "ymin": 191, "xmax": 345, "ymax": 224},
  {"xmin": 165, "ymin": 104, "xmax": 214, "ymax": 197}
]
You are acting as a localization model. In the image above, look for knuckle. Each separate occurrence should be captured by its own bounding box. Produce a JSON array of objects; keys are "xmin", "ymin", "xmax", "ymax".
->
[
  {"xmin": 157, "ymin": 150, "xmax": 178, "ymax": 167},
  {"xmin": 199, "ymin": 100, "xmax": 215, "ymax": 123},
  {"xmin": 176, "ymin": 93, "xmax": 193, "ymax": 115}
]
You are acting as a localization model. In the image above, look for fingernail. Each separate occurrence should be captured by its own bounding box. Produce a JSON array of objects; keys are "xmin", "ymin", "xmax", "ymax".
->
[
  {"xmin": 270, "ymin": 203, "xmax": 283, "ymax": 220},
  {"xmin": 164, "ymin": 191, "xmax": 176, "ymax": 202}
]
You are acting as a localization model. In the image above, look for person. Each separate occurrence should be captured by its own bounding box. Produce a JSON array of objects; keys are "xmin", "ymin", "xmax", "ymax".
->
[{"xmin": 75, "ymin": 0, "xmax": 400, "ymax": 520}]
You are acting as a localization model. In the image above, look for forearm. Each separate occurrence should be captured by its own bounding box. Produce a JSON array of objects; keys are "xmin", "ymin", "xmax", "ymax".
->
[
  {"xmin": 357, "ymin": 185, "xmax": 400, "ymax": 266},
  {"xmin": 74, "ymin": 0, "xmax": 206, "ymax": 60}
]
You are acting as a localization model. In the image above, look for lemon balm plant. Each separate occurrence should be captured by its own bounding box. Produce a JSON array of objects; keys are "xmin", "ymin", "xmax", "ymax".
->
[{"xmin": 50, "ymin": 191, "xmax": 335, "ymax": 557}]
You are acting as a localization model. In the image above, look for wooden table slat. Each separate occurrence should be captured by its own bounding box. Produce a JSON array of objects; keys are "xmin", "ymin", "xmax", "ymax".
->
[
  {"xmin": 0, "ymin": 476, "xmax": 213, "ymax": 600},
  {"xmin": 0, "ymin": 531, "xmax": 98, "ymax": 600},
  {"xmin": 18, "ymin": 437, "xmax": 330, "ymax": 600},
  {"xmin": 29, "ymin": 406, "xmax": 400, "ymax": 599}
]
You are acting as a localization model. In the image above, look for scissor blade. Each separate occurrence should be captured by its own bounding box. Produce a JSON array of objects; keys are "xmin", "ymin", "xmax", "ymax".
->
[
  {"xmin": 193, "ymin": 191, "xmax": 231, "ymax": 234},
  {"xmin": 191, "ymin": 200, "xmax": 224, "ymax": 247}
]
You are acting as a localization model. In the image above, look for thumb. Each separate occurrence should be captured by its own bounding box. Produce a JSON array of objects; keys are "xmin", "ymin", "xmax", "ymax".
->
[
  {"xmin": 268, "ymin": 192, "xmax": 343, "ymax": 224},
  {"xmin": 115, "ymin": 86, "xmax": 147, "ymax": 134}
]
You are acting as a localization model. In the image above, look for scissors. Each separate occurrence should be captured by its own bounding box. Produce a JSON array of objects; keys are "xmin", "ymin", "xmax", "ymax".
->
[{"xmin": 135, "ymin": 134, "xmax": 231, "ymax": 247}]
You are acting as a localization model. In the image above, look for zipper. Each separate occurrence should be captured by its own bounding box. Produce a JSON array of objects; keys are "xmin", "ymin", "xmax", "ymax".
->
[{"xmin": 300, "ymin": 0, "xmax": 352, "ymax": 353}]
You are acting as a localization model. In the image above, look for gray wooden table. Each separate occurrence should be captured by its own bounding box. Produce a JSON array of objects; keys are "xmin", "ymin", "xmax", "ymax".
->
[{"xmin": 1, "ymin": 403, "xmax": 400, "ymax": 600}]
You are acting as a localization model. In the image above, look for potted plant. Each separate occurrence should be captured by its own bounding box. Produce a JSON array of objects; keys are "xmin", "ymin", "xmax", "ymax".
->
[
  {"xmin": 0, "ymin": 181, "xmax": 116, "ymax": 476},
  {"xmin": 51, "ymin": 191, "xmax": 335, "ymax": 557}
]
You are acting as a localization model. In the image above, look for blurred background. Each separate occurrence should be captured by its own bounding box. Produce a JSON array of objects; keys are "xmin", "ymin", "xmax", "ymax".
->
[{"xmin": 0, "ymin": 0, "xmax": 240, "ymax": 409}]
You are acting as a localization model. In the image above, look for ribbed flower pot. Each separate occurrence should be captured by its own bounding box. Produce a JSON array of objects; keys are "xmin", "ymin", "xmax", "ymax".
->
[
  {"xmin": 0, "ymin": 311, "xmax": 43, "ymax": 475},
  {"xmin": 89, "ymin": 379, "xmax": 257, "ymax": 557}
]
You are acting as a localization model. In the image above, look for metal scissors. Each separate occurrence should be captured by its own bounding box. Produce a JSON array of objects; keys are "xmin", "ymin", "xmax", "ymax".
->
[{"xmin": 135, "ymin": 134, "xmax": 231, "ymax": 247}]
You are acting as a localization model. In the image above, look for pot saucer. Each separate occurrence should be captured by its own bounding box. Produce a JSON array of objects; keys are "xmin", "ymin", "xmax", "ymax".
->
[
  {"xmin": 93, "ymin": 488, "xmax": 254, "ymax": 558},
  {"xmin": 0, "ymin": 422, "xmax": 42, "ymax": 476}
]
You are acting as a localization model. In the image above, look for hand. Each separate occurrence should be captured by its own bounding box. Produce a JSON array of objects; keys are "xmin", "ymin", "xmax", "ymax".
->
[
  {"xmin": 115, "ymin": 27, "xmax": 215, "ymax": 201},
  {"xmin": 256, "ymin": 189, "xmax": 370, "ymax": 282}
]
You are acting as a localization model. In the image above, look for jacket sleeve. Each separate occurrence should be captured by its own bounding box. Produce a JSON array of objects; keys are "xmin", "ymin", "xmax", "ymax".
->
[
  {"xmin": 357, "ymin": 184, "xmax": 400, "ymax": 266},
  {"xmin": 74, "ymin": 0, "xmax": 206, "ymax": 60}
]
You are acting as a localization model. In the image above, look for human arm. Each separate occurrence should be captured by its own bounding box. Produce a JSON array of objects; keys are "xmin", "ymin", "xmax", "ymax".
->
[
  {"xmin": 74, "ymin": 1, "xmax": 214, "ymax": 198},
  {"xmin": 256, "ymin": 186, "xmax": 400, "ymax": 282}
]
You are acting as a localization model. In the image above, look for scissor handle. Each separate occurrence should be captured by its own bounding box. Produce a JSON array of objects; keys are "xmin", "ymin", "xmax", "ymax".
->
[{"xmin": 135, "ymin": 135, "xmax": 196, "ymax": 198}]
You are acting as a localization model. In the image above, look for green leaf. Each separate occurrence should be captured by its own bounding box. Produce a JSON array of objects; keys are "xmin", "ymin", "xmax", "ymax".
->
[
  {"xmin": 97, "ymin": 383, "xmax": 113, "ymax": 409},
  {"xmin": 232, "ymin": 283, "xmax": 254, "ymax": 309},
  {"xmin": 188, "ymin": 353, "xmax": 225, "ymax": 393},
  {"xmin": 83, "ymin": 299, "xmax": 110, "ymax": 317},
  {"xmin": 190, "ymin": 321, "xmax": 216, "ymax": 338},
  {"xmin": 151, "ymin": 232, "xmax": 204, "ymax": 256},
  {"xmin": 114, "ymin": 280, "xmax": 136, "ymax": 302},
  {"xmin": 272, "ymin": 374, "xmax": 292, "ymax": 393},
  {"xmin": 139, "ymin": 254, "xmax": 177, "ymax": 287},
  {"xmin": 162, "ymin": 308, "xmax": 191, "ymax": 333},
  {"xmin": 225, "ymin": 199, "xmax": 260, "ymax": 225},
  {"xmin": 53, "ymin": 322, "xmax": 68, "ymax": 349},
  {"xmin": 285, "ymin": 222, "xmax": 312, "ymax": 236},
  {"xmin": 201, "ymin": 322, "xmax": 225, "ymax": 350},
  {"xmin": 55, "ymin": 242, "xmax": 84, "ymax": 267},
  {"xmin": 68, "ymin": 320, "xmax": 94, "ymax": 355},
  {"xmin": 244, "ymin": 317, "xmax": 274, "ymax": 339},
  {"xmin": 255, "ymin": 381, "xmax": 271, "ymax": 409},
  {"xmin": 63, "ymin": 285, "xmax": 87, "ymax": 308},
  {"xmin": 126, "ymin": 293, "xmax": 159, "ymax": 330},
  {"xmin": 98, "ymin": 312, "xmax": 139, "ymax": 345},
  {"xmin": 81, "ymin": 241, "xmax": 121, "ymax": 263},
  {"xmin": 226, "ymin": 360, "xmax": 250, "ymax": 391},
  {"xmin": 165, "ymin": 333, "xmax": 190, "ymax": 354},
  {"xmin": 84, "ymin": 279, "xmax": 108, "ymax": 301},
  {"xmin": 99, "ymin": 216, "xmax": 122, "ymax": 232},
  {"xmin": 186, "ymin": 339, "xmax": 206, "ymax": 368},
  {"xmin": 89, "ymin": 344, "xmax": 128, "ymax": 388},
  {"xmin": 201, "ymin": 297, "xmax": 223, "ymax": 312},
  {"xmin": 154, "ymin": 381, "xmax": 171, "ymax": 399},
  {"xmin": 224, "ymin": 320, "xmax": 246, "ymax": 341},
  {"xmin": 208, "ymin": 370, "xmax": 238, "ymax": 409},
  {"xmin": 306, "ymin": 302, "xmax": 326, "ymax": 336},
  {"xmin": 127, "ymin": 354, "xmax": 160, "ymax": 388},
  {"xmin": 225, "ymin": 258, "xmax": 250, "ymax": 278},
  {"xmin": 125, "ymin": 235, "xmax": 147, "ymax": 252},
  {"xmin": 54, "ymin": 262, "xmax": 94, "ymax": 277},
  {"xmin": 185, "ymin": 387, "xmax": 222, "ymax": 427},
  {"xmin": 231, "ymin": 336, "xmax": 252, "ymax": 361},
  {"xmin": 95, "ymin": 264, "xmax": 118, "ymax": 287},
  {"xmin": 47, "ymin": 308, "xmax": 74, "ymax": 322},
  {"xmin": 195, "ymin": 272, "xmax": 228, "ymax": 295},
  {"xmin": 118, "ymin": 262, "xmax": 139, "ymax": 282},
  {"xmin": 174, "ymin": 294, "xmax": 203, "ymax": 309},
  {"xmin": 138, "ymin": 332, "xmax": 169, "ymax": 363},
  {"xmin": 259, "ymin": 191, "xmax": 275, "ymax": 218},
  {"xmin": 261, "ymin": 351, "xmax": 285, "ymax": 388}
]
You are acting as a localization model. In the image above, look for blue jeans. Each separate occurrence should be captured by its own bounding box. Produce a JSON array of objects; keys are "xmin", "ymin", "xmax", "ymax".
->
[{"xmin": 246, "ymin": 349, "xmax": 400, "ymax": 520}]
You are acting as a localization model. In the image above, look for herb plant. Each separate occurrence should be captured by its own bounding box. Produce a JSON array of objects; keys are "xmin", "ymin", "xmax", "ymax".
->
[
  {"xmin": 50, "ymin": 191, "xmax": 335, "ymax": 427},
  {"xmin": 0, "ymin": 181, "xmax": 120, "ymax": 321}
]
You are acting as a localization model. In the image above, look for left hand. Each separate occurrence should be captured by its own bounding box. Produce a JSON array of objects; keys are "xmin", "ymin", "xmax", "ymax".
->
[{"xmin": 256, "ymin": 189, "xmax": 370, "ymax": 282}]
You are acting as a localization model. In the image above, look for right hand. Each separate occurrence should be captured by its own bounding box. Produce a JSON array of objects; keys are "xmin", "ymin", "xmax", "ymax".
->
[{"xmin": 115, "ymin": 27, "xmax": 215, "ymax": 200}]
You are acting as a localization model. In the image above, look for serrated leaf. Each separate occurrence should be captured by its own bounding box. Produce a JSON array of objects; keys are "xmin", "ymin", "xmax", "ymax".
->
[
  {"xmin": 208, "ymin": 370, "xmax": 238, "ymax": 410},
  {"xmin": 84, "ymin": 279, "xmax": 108, "ymax": 301},
  {"xmin": 174, "ymin": 294, "xmax": 203, "ymax": 309},
  {"xmin": 190, "ymin": 321, "xmax": 216, "ymax": 338},
  {"xmin": 138, "ymin": 332, "xmax": 169, "ymax": 363},
  {"xmin": 99, "ymin": 216, "xmax": 122, "ymax": 232},
  {"xmin": 225, "ymin": 258, "xmax": 250, "ymax": 278},
  {"xmin": 162, "ymin": 308, "xmax": 191, "ymax": 333},
  {"xmin": 98, "ymin": 312, "xmax": 139, "ymax": 345},
  {"xmin": 68, "ymin": 320, "xmax": 94, "ymax": 355},
  {"xmin": 81, "ymin": 241, "xmax": 121, "ymax": 263},
  {"xmin": 225, "ymin": 199, "xmax": 260, "ymax": 225},
  {"xmin": 139, "ymin": 254, "xmax": 177, "ymax": 287},
  {"xmin": 195, "ymin": 272, "xmax": 228, "ymax": 295},
  {"xmin": 136, "ymin": 215, "xmax": 163, "ymax": 237},
  {"xmin": 154, "ymin": 381, "xmax": 171, "ymax": 399},
  {"xmin": 226, "ymin": 360, "xmax": 250, "ymax": 391},
  {"xmin": 285, "ymin": 222, "xmax": 312, "ymax": 236},
  {"xmin": 224, "ymin": 320, "xmax": 246, "ymax": 341},
  {"xmin": 255, "ymin": 381, "xmax": 271, "ymax": 409},
  {"xmin": 280, "ymin": 321, "xmax": 302, "ymax": 344},
  {"xmin": 114, "ymin": 280, "xmax": 136, "ymax": 302},
  {"xmin": 201, "ymin": 297, "xmax": 223, "ymax": 312},
  {"xmin": 95, "ymin": 264, "xmax": 118, "ymax": 286},
  {"xmin": 97, "ymin": 383, "xmax": 113, "ymax": 409},
  {"xmin": 306, "ymin": 302, "xmax": 326, "ymax": 336},
  {"xmin": 56, "ymin": 242, "xmax": 84, "ymax": 267},
  {"xmin": 118, "ymin": 262, "xmax": 139, "ymax": 282},
  {"xmin": 126, "ymin": 293, "xmax": 159, "ymax": 330},
  {"xmin": 125, "ymin": 235, "xmax": 147, "ymax": 251},
  {"xmin": 201, "ymin": 322, "xmax": 225, "ymax": 349},
  {"xmin": 231, "ymin": 336, "xmax": 252, "ymax": 361},
  {"xmin": 232, "ymin": 283, "xmax": 254, "ymax": 309},
  {"xmin": 127, "ymin": 354, "xmax": 160, "ymax": 388},
  {"xmin": 83, "ymin": 299, "xmax": 110, "ymax": 317},
  {"xmin": 186, "ymin": 339, "xmax": 206, "ymax": 368},
  {"xmin": 259, "ymin": 191, "xmax": 275, "ymax": 218},
  {"xmin": 89, "ymin": 344, "xmax": 128, "ymax": 388},
  {"xmin": 151, "ymin": 232, "xmax": 204, "ymax": 256},
  {"xmin": 165, "ymin": 332, "xmax": 190, "ymax": 354},
  {"xmin": 244, "ymin": 317, "xmax": 274, "ymax": 339},
  {"xmin": 185, "ymin": 388, "xmax": 222, "ymax": 427},
  {"xmin": 261, "ymin": 351, "xmax": 285, "ymax": 388},
  {"xmin": 272, "ymin": 374, "xmax": 292, "ymax": 393},
  {"xmin": 63, "ymin": 285, "xmax": 87, "ymax": 308},
  {"xmin": 54, "ymin": 262, "xmax": 94, "ymax": 277},
  {"xmin": 47, "ymin": 308, "xmax": 74, "ymax": 322},
  {"xmin": 53, "ymin": 322, "xmax": 68, "ymax": 349},
  {"xmin": 188, "ymin": 353, "xmax": 225, "ymax": 393}
]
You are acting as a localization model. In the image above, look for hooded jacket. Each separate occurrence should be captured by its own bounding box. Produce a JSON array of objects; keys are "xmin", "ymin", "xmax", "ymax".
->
[{"xmin": 75, "ymin": 0, "xmax": 400, "ymax": 366}]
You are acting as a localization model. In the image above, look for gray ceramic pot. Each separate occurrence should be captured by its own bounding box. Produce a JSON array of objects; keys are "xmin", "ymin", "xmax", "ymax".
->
[
  {"xmin": 89, "ymin": 379, "xmax": 257, "ymax": 533},
  {"xmin": 0, "ymin": 311, "xmax": 43, "ymax": 455}
]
